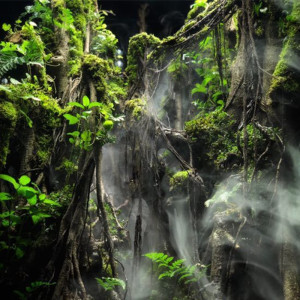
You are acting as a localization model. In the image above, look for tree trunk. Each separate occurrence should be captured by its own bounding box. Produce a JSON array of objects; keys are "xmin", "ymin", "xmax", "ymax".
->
[{"xmin": 49, "ymin": 153, "xmax": 95, "ymax": 299}]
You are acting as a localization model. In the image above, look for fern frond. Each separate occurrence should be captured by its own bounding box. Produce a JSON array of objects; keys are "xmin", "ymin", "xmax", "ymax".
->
[{"xmin": 0, "ymin": 53, "xmax": 26, "ymax": 77}]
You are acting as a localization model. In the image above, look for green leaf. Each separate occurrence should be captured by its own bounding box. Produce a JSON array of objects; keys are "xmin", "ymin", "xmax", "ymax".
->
[
  {"xmin": 27, "ymin": 194, "xmax": 37, "ymax": 205},
  {"xmin": 216, "ymin": 100, "xmax": 224, "ymax": 110},
  {"xmin": 67, "ymin": 131, "xmax": 80, "ymax": 137},
  {"xmin": 81, "ymin": 130, "xmax": 92, "ymax": 142},
  {"xmin": 88, "ymin": 102, "xmax": 102, "ymax": 108},
  {"xmin": 19, "ymin": 175, "xmax": 31, "ymax": 186},
  {"xmin": 82, "ymin": 95, "xmax": 90, "ymax": 107},
  {"xmin": 191, "ymin": 84, "xmax": 207, "ymax": 95},
  {"xmin": 68, "ymin": 102, "xmax": 84, "ymax": 109},
  {"xmin": 166, "ymin": 257, "xmax": 174, "ymax": 263},
  {"xmin": 0, "ymin": 174, "xmax": 20, "ymax": 189},
  {"xmin": 2, "ymin": 23, "xmax": 11, "ymax": 32},
  {"xmin": 158, "ymin": 272, "xmax": 172, "ymax": 280},
  {"xmin": 20, "ymin": 110, "xmax": 33, "ymax": 128},
  {"xmin": 10, "ymin": 78, "xmax": 21, "ymax": 85},
  {"xmin": 82, "ymin": 110, "xmax": 92, "ymax": 117},
  {"xmin": 184, "ymin": 278, "xmax": 198, "ymax": 284},
  {"xmin": 0, "ymin": 85, "xmax": 12, "ymax": 93},
  {"xmin": 212, "ymin": 91, "xmax": 223, "ymax": 101},
  {"xmin": 17, "ymin": 186, "xmax": 38, "ymax": 199},
  {"xmin": 0, "ymin": 192, "xmax": 12, "ymax": 201},
  {"xmin": 202, "ymin": 76, "xmax": 213, "ymax": 87},
  {"xmin": 32, "ymin": 213, "xmax": 51, "ymax": 224},
  {"xmin": 95, "ymin": 277, "xmax": 125, "ymax": 291},
  {"xmin": 39, "ymin": 194, "xmax": 46, "ymax": 201},
  {"xmin": 158, "ymin": 263, "xmax": 169, "ymax": 268},
  {"xmin": 179, "ymin": 273, "xmax": 193, "ymax": 283},
  {"xmin": 103, "ymin": 120, "xmax": 114, "ymax": 131},
  {"xmin": 2, "ymin": 219, "xmax": 9, "ymax": 227},
  {"xmin": 63, "ymin": 114, "xmax": 79, "ymax": 125},
  {"xmin": 15, "ymin": 247, "xmax": 24, "ymax": 259},
  {"xmin": 44, "ymin": 199, "xmax": 61, "ymax": 206}
]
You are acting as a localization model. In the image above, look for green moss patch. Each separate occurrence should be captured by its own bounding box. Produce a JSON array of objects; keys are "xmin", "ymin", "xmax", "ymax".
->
[
  {"xmin": 0, "ymin": 100, "xmax": 18, "ymax": 166},
  {"xmin": 169, "ymin": 170, "xmax": 190, "ymax": 189},
  {"xmin": 125, "ymin": 98, "xmax": 146, "ymax": 120},
  {"xmin": 126, "ymin": 33, "xmax": 161, "ymax": 85}
]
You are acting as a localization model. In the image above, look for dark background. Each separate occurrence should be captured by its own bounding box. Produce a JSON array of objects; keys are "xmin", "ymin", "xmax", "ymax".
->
[{"xmin": 0, "ymin": 0, "xmax": 193, "ymax": 49}]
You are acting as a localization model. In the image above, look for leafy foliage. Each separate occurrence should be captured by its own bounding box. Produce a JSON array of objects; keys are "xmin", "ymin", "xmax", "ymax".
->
[
  {"xmin": 0, "ymin": 22, "xmax": 47, "ymax": 78},
  {"xmin": 186, "ymin": 27, "xmax": 230, "ymax": 112},
  {"xmin": 144, "ymin": 252, "xmax": 206, "ymax": 285},
  {"xmin": 90, "ymin": 11, "xmax": 118, "ymax": 59},
  {"xmin": 95, "ymin": 277, "xmax": 126, "ymax": 291},
  {"xmin": 0, "ymin": 174, "xmax": 61, "ymax": 225},
  {"xmin": 0, "ymin": 174, "xmax": 61, "ymax": 261},
  {"xmin": 63, "ymin": 95, "xmax": 119, "ymax": 150}
]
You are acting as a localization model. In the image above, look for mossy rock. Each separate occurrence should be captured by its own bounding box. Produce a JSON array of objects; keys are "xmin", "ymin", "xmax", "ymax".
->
[
  {"xmin": 185, "ymin": 110, "xmax": 237, "ymax": 167},
  {"xmin": 185, "ymin": 110, "xmax": 234, "ymax": 139}
]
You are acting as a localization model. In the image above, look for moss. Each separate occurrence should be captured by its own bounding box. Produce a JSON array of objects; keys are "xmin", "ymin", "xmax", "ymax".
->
[
  {"xmin": 36, "ymin": 134, "xmax": 52, "ymax": 165},
  {"xmin": 0, "ymin": 100, "xmax": 18, "ymax": 166},
  {"xmin": 68, "ymin": 32, "xmax": 84, "ymax": 76},
  {"xmin": 7, "ymin": 82, "xmax": 65, "ymax": 117},
  {"xmin": 82, "ymin": 54, "xmax": 112, "ymax": 97},
  {"xmin": 107, "ymin": 78, "xmax": 127, "ymax": 104},
  {"xmin": 187, "ymin": 5, "xmax": 204, "ymax": 21},
  {"xmin": 185, "ymin": 110, "xmax": 234, "ymax": 138},
  {"xmin": 0, "ymin": 81, "xmax": 67, "ymax": 168},
  {"xmin": 64, "ymin": 0, "xmax": 87, "ymax": 76},
  {"xmin": 68, "ymin": 26, "xmax": 84, "ymax": 77},
  {"xmin": 56, "ymin": 158, "xmax": 78, "ymax": 176},
  {"xmin": 169, "ymin": 170, "xmax": 189, "ymax": 188},
  {"xmin": 0, "ymin": 101, "xmax": 18, "ymax": 122},
  {"xmin": 126, "ymin": 33, "xmax": 161, "ymax": 85},
  {"xmin": 268, "ymin": 1, "xmax": 300, "ymax": 99},
  {"xmin": 125, "ymin": 98, "xmax": 146, "ymax": 119},
  {"xmin": 185, "ymin": 110, "xmax": 237, "ymax": 167},
  {"xmin": 53, "ymin": 0, "xmax": 65, "ymax": 8},
  {"xmin": 66, "ymin": 0, "xmax": 84, "ymax": 13},
  {"xmin": 255, "ymin": 25, "xmax": 264, "ymax": 37},
  {"xmin": 186, "ymin": 0, "xmax": 211, "ymax": 20}
]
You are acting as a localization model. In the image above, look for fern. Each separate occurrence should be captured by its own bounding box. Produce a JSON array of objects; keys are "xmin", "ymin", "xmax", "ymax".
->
[
  {"xmin": 0, "ymin": 42, "xmax": 25, "ymax": 77},
  {"xmin": 144, "ymin": 252, "xmax": 206, "ymax": 285},
  {"xmin": 0, "ymin": 53, "xmax": 26, "ymax": 77},
  {"xmin": 95, "ymin": 277, "xmax": 126, "ymax": 291},
  {"xmin": 0, "ymin": 22, "xmax": 45, "ymax": 78}
]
